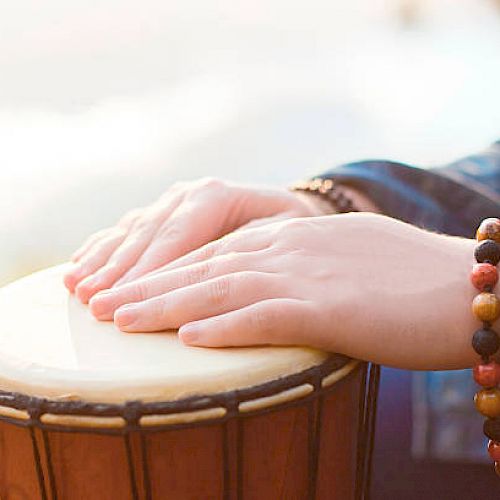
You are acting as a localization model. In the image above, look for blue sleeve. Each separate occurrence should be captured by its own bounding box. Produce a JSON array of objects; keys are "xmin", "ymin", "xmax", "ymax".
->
[{"xmin": 316, "ymin": 141, "xmax": 500, "ymax": 238}]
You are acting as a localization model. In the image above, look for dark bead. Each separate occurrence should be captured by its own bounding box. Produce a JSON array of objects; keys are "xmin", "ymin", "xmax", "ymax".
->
[
  {"xmin": 472, "ymin": 328, "xmax": 500, "ymax": 357},
  {"xmin": 337, "ymin": 198, "xmax": 350, "ymax": 211},
  {"xmin": 485, "ymin": 418, "xmax": 500, "ymax": 441},
  {"xmin": 475, "ymin": 240, "xmax": 500, "ymax": 266}
]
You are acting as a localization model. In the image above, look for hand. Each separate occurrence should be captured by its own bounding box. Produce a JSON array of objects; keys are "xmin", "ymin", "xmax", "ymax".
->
[
  {"xmin": 89, "ymin": 212, "xmax": 477, "ymax": 370},
  {"xmin": 63, "ymin": 177, "xmax": 331, "ymax": 303}
]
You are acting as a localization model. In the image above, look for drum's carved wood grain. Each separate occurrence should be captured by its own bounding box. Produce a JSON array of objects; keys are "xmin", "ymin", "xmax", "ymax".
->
[
  {"xmin": 0, "ymin": 364, "xmax": 367, "ymax": 499},
  {"xmin": 0, "ymin": 363, "xmax": 368, "ymax": 500},
  {"xmin": 49, "ymin": 432, "xmax": 133, "ymax": 500},
  {"xmin": 0, "ymin": 424, "xmax": 39, "ymax": 499},
  {"xmin": 148, "ymin": 426, "xmax": 225, "ymax": 499},
  {"xmin": 317, "ymin": 367, "xmax": 363, "ymax": 500}
]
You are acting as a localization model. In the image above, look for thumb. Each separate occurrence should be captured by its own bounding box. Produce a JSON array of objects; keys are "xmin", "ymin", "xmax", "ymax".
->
[{"xmin": 178, "ymin": 299, "xmax": 311, "ymax": 347}]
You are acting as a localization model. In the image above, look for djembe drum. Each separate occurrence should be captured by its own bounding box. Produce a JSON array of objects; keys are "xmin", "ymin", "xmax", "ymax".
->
[{"xmin": 0, "ymin": 266, "xmax": 379, "ymax": 500}]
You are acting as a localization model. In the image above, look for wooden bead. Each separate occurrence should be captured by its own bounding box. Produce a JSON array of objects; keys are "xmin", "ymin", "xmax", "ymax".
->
[
  {"xmin": 470, "ymin": 263, "xmax": 499, "ymax": 291},
  {"xmin": 475, "ymin": 388, "xmax": 500, "ymax": 418},
  {"xmin": 488, "ymin": 440, "xmax": 500, "ymax": 461},
  {"xmin": 472, "ymin": 293, "xmax": 500, "ymax": 322},
  {"xmin": 477, "ymin": 218, "xmax": 500, "ymax": 244},
  {"xmin": 474, "ymin": 361, "xmax": 500, "ymax": 387},
  {"xmin": 472, "ymin": 328, "xmax": 500, "ymax": 357},
  {"xmin": 484, "ymin": 418, "xmax": 500, "ymax": 441},
  {"xmin": 475, "ymin": 240, "xmax": 500, "ymax": 266}
]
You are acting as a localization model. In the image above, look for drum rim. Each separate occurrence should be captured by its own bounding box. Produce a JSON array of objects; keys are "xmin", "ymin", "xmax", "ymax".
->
[{"xmin": 0, "ymin": 353, "xmax": 350, "ymax": 422}]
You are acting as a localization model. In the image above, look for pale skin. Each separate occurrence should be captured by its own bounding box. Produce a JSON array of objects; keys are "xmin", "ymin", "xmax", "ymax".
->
[{"xmin": 64, "ymin": 178, "xmax": 481, "ymax": 371}]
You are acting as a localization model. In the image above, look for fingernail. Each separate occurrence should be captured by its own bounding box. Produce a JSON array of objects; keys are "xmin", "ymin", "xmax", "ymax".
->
[
  {"xmin": 179, "ymin": 324, "xmax": 200, "ymax": 344},
  {"xmin": 76, "ymin": 276, "xmax": 105, "ymax": 303},
  {"xmin": 75, "ymin": 283, "xmax": 89, "ymax": 302},
  {"xmin": 115, "ymin": 304, "xmax": 138, "ymax": 328},
  {"xmin": 63, "ymin": 273, "xmax": 77, "ymax": 292},
  {"xmin": 63, "ymin": 265, "xmax": 83, "ymax": 292}
]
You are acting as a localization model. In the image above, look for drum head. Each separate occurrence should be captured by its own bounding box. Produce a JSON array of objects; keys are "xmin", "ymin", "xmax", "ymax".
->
[{"xmin": 0, "ymin": 265, "xmax": 330, "ymax": 403}]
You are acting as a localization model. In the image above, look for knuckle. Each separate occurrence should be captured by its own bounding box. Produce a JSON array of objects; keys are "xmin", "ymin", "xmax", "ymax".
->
[
  {"xmin": 273, "ymin": 218, "xmax": 313, "ymax": 249},
  {"xmin": 133, "ymin": 280, "xmax": 150, "ymax": 302},
  {"xmin": 196, "ymin": 176, "xmax": 225, "ymax": 191},
  {"xmin": 200, "ymin": 241, "xmax": 220, "ymax": 260},
  {"xmin": 154, "ymin": 297, "xmax": 170, "ymax": 322},
  {"xmin": 156, "ymin": 224, "xmax": 172, "ymax": 240},
  {"xmin": 119, "ymin": 208, "xmax": 142, "ymax": 228},
  {"xmin": 129, "ymin": 216, "xmax": 151, "ymax": 236},
  {"xmin": 157, "ymin": 222, "xmax": 184, "ymax": 241},
  {"xmin": 249, "ymin": 307, "xmax": 273, "ymax": 338},
  {"xmin": 207, "ymin": 276, "xmax": 231, "ymax": 306},
  {"xmin": 185, "ymin": 261, "xmax": 211, "ymax": 285}
]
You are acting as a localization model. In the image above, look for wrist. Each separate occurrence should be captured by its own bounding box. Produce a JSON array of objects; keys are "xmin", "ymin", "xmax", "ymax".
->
[{"xmin": 436, "ymin": 236, "xmax": 479, "ymax": 369}]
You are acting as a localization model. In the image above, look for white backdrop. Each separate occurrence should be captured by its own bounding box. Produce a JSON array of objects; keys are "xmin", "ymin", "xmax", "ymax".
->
[{"xmin": 1, "ymin": 0, "xmax": 499, "ymax": 284}]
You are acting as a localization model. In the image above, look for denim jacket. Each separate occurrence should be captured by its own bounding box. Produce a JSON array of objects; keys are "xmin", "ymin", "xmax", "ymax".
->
[{"xmin": 318, "ymin": 141, "xmax": 500, "ymax": 237}]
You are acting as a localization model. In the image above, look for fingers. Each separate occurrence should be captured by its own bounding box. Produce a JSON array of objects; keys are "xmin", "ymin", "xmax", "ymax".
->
[
  {"xmin": 71, "ymin": 229, "xmax": 110, "ymax": 263},
  {"xmin": 178, "ymin": 299, "xmax": 312, "ymax": 347},
  {"xmin": 74, "ymin": 197, "xmax": 185, "ymax": 303},
  {"xmin": 74, "ymin": 227, "xmax": 158, "ymax": 303},
  {"xmin": 151, "ymin": 225, "xmax": 274, "ymax": 278},
  {"xmin": 113, "ymin": 201, "xmax": 217, "ymax": 287},
  {"xmin": 113, "ymin": 272, "xmax": 282, "ymax": 332},
  {"xmin": 70, "ymin": 208, "xmax": 142, "ymax": 264},
  {"xmin": 63, "ymin": 229, "xmax": 128, "ymax": 293},
  {"xmin": 89, "ymin": 250, "xmax": 271, "ymax": 320}
]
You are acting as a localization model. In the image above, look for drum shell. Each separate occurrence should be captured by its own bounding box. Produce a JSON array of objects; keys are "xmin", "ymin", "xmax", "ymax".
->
[{"xmin": 0, "ymin": 362, "xmax": 367, "ymax": 500}]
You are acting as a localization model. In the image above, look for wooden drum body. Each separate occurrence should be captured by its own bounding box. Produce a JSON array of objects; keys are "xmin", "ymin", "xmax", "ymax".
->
[{"xmin": 0, "ymin": 267, "xmax": 378, "ymax": 500}]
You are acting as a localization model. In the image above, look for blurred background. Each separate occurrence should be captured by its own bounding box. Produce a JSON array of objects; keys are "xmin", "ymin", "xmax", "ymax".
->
[{"xmin": 1, "ymin": 0, "xmax": 499, "ymax": 497}]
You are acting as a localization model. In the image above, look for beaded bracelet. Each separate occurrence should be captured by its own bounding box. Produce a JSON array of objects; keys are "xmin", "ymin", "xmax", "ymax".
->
[
  {"xmin": 471, "ymin": 218, "xmax": 500, "ymax": 475},
  {"xmin": 290, "ymin": 178, "xmax": 359, "ymax": 214}
]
